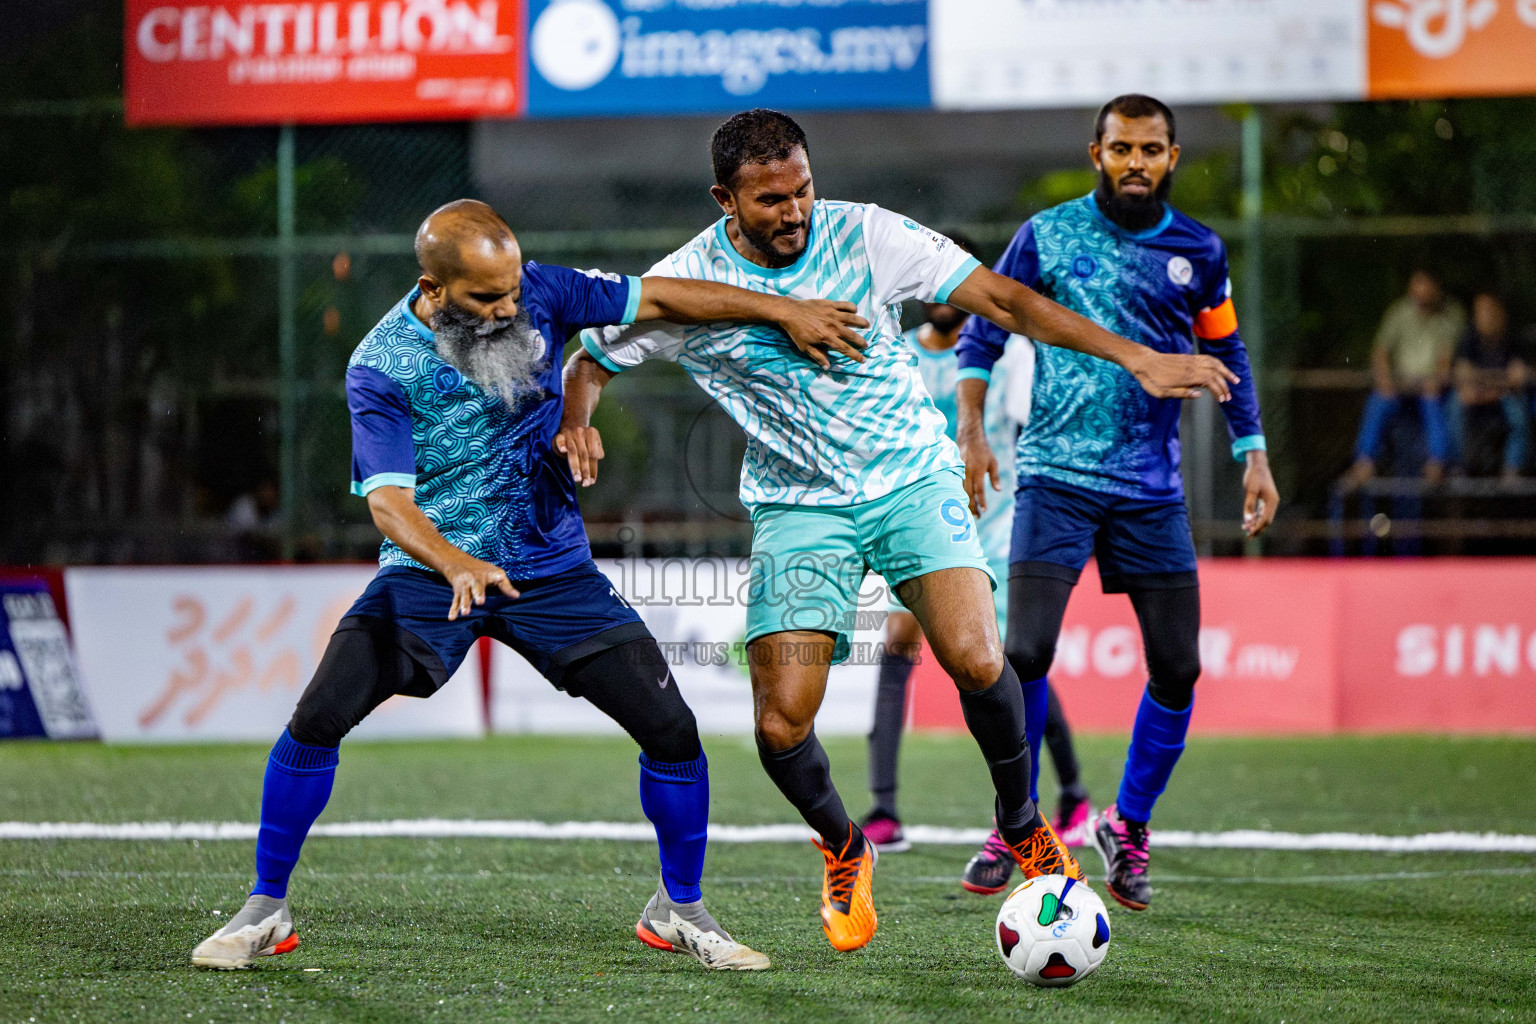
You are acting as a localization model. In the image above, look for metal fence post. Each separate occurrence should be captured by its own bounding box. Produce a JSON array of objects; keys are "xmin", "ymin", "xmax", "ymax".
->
[
  {"xmin": 1242, "ymin": 106, "xmax": 1265, "ymax": 556},
  {"xmin": 277, "ymin": 123, "xmax": 298, "ymax": 559}
]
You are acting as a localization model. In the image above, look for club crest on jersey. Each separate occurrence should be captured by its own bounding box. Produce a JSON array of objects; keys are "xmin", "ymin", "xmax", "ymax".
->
[
  {"xmin": 433, "ymin": 364, "xmax": 466, "ymax": 395},
  {"xmin": 1167, "ymin": 256, "xmax": 1194, "ymax": 286},
  {"xmin": 1071, "ymin": 254, "xmax": 1098, "ymax": 280}
]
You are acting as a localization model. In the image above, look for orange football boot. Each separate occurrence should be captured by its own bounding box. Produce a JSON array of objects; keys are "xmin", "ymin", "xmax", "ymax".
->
[
  {"xmin": 812, "ymin": 826, "xmax": 878, "ymax": 952},
  {"xmin": 1006, "ymin": 817, "xmax": 1086, "ymax": 882}
]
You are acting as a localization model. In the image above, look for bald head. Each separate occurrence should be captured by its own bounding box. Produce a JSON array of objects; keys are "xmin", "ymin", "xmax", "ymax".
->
[
  {"xmin": 412, "ymin": 199, "xmax": 524, "ymax": 328},
  {"xmin": 415, "ymin": 199, "xmax": 520, "ymax": 283}
]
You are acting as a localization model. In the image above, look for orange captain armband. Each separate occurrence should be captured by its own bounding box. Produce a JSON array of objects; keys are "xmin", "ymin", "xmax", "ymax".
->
[{"xmin": 1193, "ymin": 297, "xmax": 1239, "ymax": 340}]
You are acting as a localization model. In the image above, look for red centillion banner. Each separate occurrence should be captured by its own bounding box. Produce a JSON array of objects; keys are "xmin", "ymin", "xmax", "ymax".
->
[{"xmin": 124, "ymin": 0, "xmax": 526, "ymax": 126}]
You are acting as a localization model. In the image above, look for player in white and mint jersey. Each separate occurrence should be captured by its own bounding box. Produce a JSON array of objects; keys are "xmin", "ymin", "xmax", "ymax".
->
[
  {"xmin": 564, "ymin": 110, "xmax": 1240, "ymax": 956},
  {"xmin": 858, "ymin": 239, "xmax": 1028, "ymax": 854},
  {"xmin": 580, "ymin": 199, "xmax": 974, "ymax": 510},
  {"xmin": 863, "ymin": 297, "xmax": 1092, "ymax": 860}
]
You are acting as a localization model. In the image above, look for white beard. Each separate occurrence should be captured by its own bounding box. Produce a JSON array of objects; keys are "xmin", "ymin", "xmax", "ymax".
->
[{"xmin": 433, "ymin": 304, "xmax": 547, "ymax": 409}]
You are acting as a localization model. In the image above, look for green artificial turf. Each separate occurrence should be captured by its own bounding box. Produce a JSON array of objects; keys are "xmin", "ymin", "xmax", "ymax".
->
[{"xmin": 2, "ymin": 734, "xmax": 1534, "ymax": 1023}]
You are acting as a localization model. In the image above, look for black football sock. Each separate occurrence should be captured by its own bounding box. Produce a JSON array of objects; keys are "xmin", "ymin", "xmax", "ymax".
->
[
  {"xmin": 867, "ymin": 648, "xmax": 916, "ymax": 818},
  {"xmin": 997, "ymin": 804, "xmax": 1048, "ymax": 848},
  {"xmin": 956, "ymin": 659, "xmax": 1037, "ymax": 833},
  {"xmin": 757, "ymin": 730, "xmax": 861, "ymax": 855}
]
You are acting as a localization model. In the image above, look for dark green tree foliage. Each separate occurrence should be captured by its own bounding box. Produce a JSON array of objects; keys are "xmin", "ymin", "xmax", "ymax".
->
[{"xmin": 1, "ymin": 5, "xmax": 468, "ymax": 562}]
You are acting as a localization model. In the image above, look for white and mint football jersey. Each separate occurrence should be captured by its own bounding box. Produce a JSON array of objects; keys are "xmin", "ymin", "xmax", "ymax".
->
[
  {"xmin": 903, "ymin": 327, "xmax": 1027, "ymax": 564},
  {"xmin": 582, "ymin": 201, "xmax": 982, "ymax": 510}
]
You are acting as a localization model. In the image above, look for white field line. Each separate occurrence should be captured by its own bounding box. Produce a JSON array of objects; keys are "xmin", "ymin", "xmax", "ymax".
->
[
  {"xmin": 2, "ymin": 820, "xmax": 1535, "ymax": 852},
  {"xmin": 3, "ymin": 866, "xmax": 1534, "ymax": 886}
]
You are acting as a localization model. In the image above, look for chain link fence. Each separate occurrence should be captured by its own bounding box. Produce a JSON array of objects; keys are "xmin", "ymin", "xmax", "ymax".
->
[{"xmin": 6, "ymin": 111, "xmax": 1536, "ymax": 565}]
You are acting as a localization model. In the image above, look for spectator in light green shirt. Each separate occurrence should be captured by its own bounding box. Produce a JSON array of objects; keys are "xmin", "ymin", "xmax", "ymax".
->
[
  {"xmin": 1347, "ymin": 269, "xmax": 1465, "ymax": 484},
  {"xmin": 1373, "ymin": 271, "xmax": 1465, "ymax": 388}
]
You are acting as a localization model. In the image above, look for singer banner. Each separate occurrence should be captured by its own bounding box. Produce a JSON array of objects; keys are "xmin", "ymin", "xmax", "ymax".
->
[{"xmin": 908, "ymin": 559, "xmax": 1536, "ymax": 736}]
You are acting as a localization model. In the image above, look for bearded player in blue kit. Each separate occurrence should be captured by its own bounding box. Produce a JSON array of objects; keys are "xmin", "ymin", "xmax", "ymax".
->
[
  {"xmin": 191, "ymin": 199, "xmax": 872, "ymax": 972},
  {"xmin": 955, "ymin": 95, "xmax": 1280, "ymax": 911}
]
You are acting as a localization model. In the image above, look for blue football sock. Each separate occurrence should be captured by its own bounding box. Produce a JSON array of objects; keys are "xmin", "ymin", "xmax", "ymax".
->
[
  {"xmin": 1116, "ymin": 689, "xmax": 1193, "ymax": 823},
  {"xmin": 251, "ymin": 729, "xmax": 338, "ymax": 899},
  {"xmin": 638, "ymin": 752, "xmax": 709, "ymax": 905},
  {"xmin": 1019, "ymin": 674, "xmax": 1049, "ymax": 805}
]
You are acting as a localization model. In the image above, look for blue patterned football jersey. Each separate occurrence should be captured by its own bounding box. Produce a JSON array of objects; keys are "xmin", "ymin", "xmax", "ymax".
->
[
  {"xmin": 346, "ymin": 263, "xmax": 641, "ymax": 579},
  {"xmin": 956, "ymin": 195, "xmax": 1265, "ymax": 501}
]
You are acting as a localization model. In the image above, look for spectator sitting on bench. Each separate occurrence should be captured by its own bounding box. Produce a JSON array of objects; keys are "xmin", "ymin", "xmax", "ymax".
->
[
  {"xmin": 1345, "ymin": 268, "xmax": 1465, "ymax": 487},
  {"xmin": 1449, "ymin": 292, "xmax": 1528, "ymax": 482}
]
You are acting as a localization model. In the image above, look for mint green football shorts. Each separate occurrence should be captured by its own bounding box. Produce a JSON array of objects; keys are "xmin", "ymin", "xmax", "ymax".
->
[
  {"xmin": 888, "ymin": 553, "xmax": 1009, "ymax": 640},
  {"xmin": 746, "ymin": 470, "xmax": 997, "ymax": 664}
]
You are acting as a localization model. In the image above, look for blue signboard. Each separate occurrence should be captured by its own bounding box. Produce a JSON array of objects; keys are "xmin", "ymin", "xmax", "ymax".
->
[
  {"xmin": 525, "ymin": 0, "xmax": 931, "ymax": 118},
  {"xmin": 0, "ymin": 580, "xmax": 98, "ymax": 741}
]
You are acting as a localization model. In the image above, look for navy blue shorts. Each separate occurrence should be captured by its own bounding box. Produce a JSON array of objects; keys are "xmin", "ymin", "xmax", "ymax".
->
[
  {"xmin": 1009, "ymin": 475, "xmax": 1198, "ymax": 593},
  {"xmin": 341, "ymin": 560, "xmax": 649, "ymax": 690}
]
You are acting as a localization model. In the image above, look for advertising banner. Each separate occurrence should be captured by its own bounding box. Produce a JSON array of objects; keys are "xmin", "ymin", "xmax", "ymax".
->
[
  {"xmin": 0, "ymin": 579, "xmax": 99, "ymax": 741},
  {"xmin": 124, "ymin": 0, "xmax": 526, "ymax": 126},
  {"xmin": 47, "ymin": 558, "xmax": 1536, "ymax": 742},
  {"xmin": 490, "ymin": 557, "xmax": 879, "ymax": 735},
  {"xmin": 523, "ymin": 0, "xmax": 930, "ymax": 118},
  {"xmin": 1367, "ymin": 0, "xmax": 1536, "ymax": 99},
  {"xmin": 64, "ymin": 567, "xmax": 483, "ymax": 742},
  {"xmin": 929, "ymin": 0, "xmax": 1366, "ymax": 111},
  {"xmin": 910, "ymin": 559, "xmax": 1534, "ymax": 736},
  {"xmin": 122, "ymin": 0, "xmax": 1536, "ymax": 125},
  {"xmin": 1336, "ymin": 561, "xmax": 1536, "ymax": 731},
  {"xmin": 909, "ymin": 561, "xmax": 1339, "ymax": 735}
]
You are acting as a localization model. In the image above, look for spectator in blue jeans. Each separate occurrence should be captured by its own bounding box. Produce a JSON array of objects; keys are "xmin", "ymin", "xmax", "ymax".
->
[
  {"xmin": 1449, "ymin": 292, "xmax": 1528, "ymax": 480},
  {"xmin": 1345, "ymin": 269, "xmax": 1465, "ymax": 486}
]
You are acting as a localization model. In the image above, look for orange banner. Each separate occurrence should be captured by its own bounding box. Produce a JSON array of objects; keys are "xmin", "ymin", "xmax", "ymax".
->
[
  {"xmin": 124, "ymin": 0, "xmax": 525, "ymax": 126},
  {"xmin": 910, "ymin": 559, "xmax": 1536, "ymax": 735},
  {"xmin": 1368, "ymin": 0, "xmax": 1536, "ymax": 99}
]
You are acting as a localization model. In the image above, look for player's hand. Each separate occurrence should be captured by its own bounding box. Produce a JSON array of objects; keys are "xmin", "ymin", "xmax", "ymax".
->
[
  {"xmin": 442, "ymin": 555, "xmax": 518, "ymax": 619},
  {"xmin": 1241, "ymin": 450, "xmax": 1280, "ymax": 538},
  {"xmin": 554, "ymin": 425, "xmax": 605, "ymax": 487},
  {"xmin": 959, "ymin": 428, "xmax": 1000, "ymax": 517},
  {"xmin": 780, "ymin": 299, "xmax": 870, "ymax": 369},
  {"xmin": 1129, "ymin": 351, "xmax": 1238, "ymax": 402}
]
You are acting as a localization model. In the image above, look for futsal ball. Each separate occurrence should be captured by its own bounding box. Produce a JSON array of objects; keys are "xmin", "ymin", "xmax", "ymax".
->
[{"xmin": 995, "ymin": 875, "xmax": 1111, "ymax": 986}]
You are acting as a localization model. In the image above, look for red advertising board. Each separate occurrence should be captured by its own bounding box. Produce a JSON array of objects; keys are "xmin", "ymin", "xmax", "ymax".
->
[
  {"xmin": 909, "ymin": 559, "xmax": 1536, "ymax": 736},
  {"xmin": 124, "ymin": 0, "xmax": 526, "ymax": 126}
]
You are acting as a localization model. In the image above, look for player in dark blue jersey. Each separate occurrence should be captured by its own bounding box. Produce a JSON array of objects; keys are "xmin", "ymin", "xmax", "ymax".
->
[
  {"xmin": 954, "ymin": 96, "xmax": 1280, "ymax": 910},
  {"xmin": 192, "ymin": 200, "xmax": 869, "ymax": 972}
]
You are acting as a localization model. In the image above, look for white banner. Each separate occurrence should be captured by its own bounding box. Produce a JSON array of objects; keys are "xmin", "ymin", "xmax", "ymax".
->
[
  {"xmin": 64, "ymin": 567, "xmax": 483, "ymax": 743},
  {"xmin": 930, "ymin": 0, "xmax": 1366, "ymax": 110},
  {"xmin": 491, "ymin": 557, "xmax": 884, "ymax": 737},
  {"xmin": 61, "ymin": 559, "xmax": 905, "ymax": 742}
]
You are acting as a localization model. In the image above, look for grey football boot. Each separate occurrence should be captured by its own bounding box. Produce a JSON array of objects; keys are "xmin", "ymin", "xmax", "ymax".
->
[
  {"xmin": 191, "ymin": 894, "xmax": 299, "ymax": 969},
  {"xmin": 635, "ymin": 880, "xmax": 769, "ymax": 970}
]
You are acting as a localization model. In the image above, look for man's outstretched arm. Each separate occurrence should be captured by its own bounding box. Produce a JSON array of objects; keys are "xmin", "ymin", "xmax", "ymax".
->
[
  {"xmin": 366, "ymin": 486, "xmax": 518, "ymax": 618},
  {"xmin": 946, "ymin": 266, "xmax": 1238, "ymax": 401},
  {"xmin": 955, "ymin": 377, "xmax": 998, "ymax": 516},
  {"xmin": 635, "ymin": 277, "xmax": 870, "ymax": 369},
  {"xmin": 557, "ymin": 350, "xmax": 617, "ymax": 487}
]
